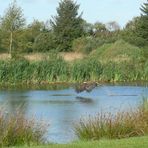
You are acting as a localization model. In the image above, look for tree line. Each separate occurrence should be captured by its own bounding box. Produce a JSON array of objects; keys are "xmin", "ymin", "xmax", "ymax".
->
[{"xmin": 0, "ymin": 0, "xmax": 147, "ymax": 57}]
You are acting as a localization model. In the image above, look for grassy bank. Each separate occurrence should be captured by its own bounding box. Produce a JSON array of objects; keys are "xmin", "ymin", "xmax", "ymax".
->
[
  {"xmin": 0, "ymin": 57, "xmax": 147, "ymax": 84},
  {"xmin": 0, "ymin": 40, "xmax": 147, "ymax": 84},
  {"xmin": 13, "ymin": 136, "xmax": 148, "ymax": 148}
]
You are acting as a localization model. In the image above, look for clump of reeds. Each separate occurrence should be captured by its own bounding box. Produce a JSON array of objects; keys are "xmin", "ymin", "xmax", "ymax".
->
[
  {"xmin": 71, "ymin": 58, "xmax": 102, "ymax": 82},
  {"xmin": 0, "ymin": 52, "xmax": 147, "ymax": 84},
  {"xmin": 75, "ymin": 98, "xmax": 148, "ymax": 140},
  {"xmin": 0, "ymin": 110, "xmax": 47, "ymax": 147}
]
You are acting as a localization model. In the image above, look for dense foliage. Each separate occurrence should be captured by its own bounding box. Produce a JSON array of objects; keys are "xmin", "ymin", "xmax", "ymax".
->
[
  {"xmin": 0, "ymin": 0, "xmax": 147, "ymax": 83},
  {"xmin": 0, "ymin": 0, "xmax": 25, "ymax": 57},
  {"xmin": 50, "ymin": 0, "xmax": 84, "ymax": 51},
  {"xmin": 122, "ymin": 1, "xmax": 148, "ymax": 47},
  {"xmin": 0, "ymin": 0, "xmax": 147, "ymax": 53}
]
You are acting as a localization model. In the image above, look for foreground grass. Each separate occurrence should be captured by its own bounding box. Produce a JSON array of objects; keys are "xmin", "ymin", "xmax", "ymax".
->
[
  {"xmin": 75, "ymin": 98, "xmax": 148, "ymax": 140},
  {"xmin": 14, "ymin": 136, "xmax": 148, "ymax": 148},
  {"xmin": 0, "ymin": 111, "xmax": 47, "ymax": 147}
]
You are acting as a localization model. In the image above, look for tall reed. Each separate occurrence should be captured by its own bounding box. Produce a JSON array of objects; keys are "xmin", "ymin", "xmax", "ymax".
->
[
  {"xmin": 75, "ymin": 98, "xmax": 148, "ymax": 140},
  {"xmin": 0, "ymin": 110, "xmax": 47, "ymax": 147},
  {"xmin": 0, "ymin": 55, "xmax": 147, "ymax": 84},
  {"xmin": 71, "ymin": 58, "xmax": 102, "ymax": 82}
]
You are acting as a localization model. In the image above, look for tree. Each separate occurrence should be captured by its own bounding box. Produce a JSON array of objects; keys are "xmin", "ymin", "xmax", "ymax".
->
[
  {"xmin": 122, "ymin": 17, "xmax": 146, "ymax": 47},
  {"xmin": 93, "ymin": 22, "xmax": 107, "ymax": 33},
  {"xmin": 1, "ymin": 0, "xmax": 25, "ymax": 57},
  {"xmin": 81, "ymin": 20, "xmax": 94, "ymax": 36},
  {"xmin": 28, "ymin": 20, "xmax": 45, "ymax": 35},
  {"xmin": 0, "ymin": 17, "xmax": 2, "ymax": 52},
  {"xmin": 0, "ymin": 29, "xmax": 2, "ymax": 52},
  {"xmin": 140, "ymin": 0, "xmax": 148, "ymax": 16},
  {"xmin": 50, "ymin": 0, "xmax": 84, "ymax": 51},
  {"xmin": 122, "ymin": 1, "xmax": 148, "ymax": 47},
  {"xmin": 33, "ymin": 32, "xmax": 56, "ymax": 52},
  {"xmin": 138, "ymin": 0, "xmax": 148, "ymax": 44}
]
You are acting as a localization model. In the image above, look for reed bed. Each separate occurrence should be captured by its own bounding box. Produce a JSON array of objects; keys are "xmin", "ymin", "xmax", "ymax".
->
[
  {"xmin": 71, "ymin": 58, "xmax": 102, "ymax": 81},
  {"xmin": 0, "ymin": 55, "xmax": 147, "ymax": 84},
  {"xmin": 75, "ymin": 98, "xmax": 148, "ymax": 140},
  {"xmin": 0, "ymin": 110, "xmax": 47, "ymax": 147}
]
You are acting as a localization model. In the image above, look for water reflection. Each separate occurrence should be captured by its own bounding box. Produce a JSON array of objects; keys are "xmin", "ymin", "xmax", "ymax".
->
[
  {"xmin": 76, "ymin": 96, "xmax": 94, "ymax": 103},
  {"xmin": 1, "ymin": 91, "xmax": 29, "ymax": 115}
]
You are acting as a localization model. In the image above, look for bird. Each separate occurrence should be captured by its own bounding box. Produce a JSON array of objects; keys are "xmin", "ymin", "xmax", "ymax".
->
[{"xmin": 75, "ymin": 82, "xmax": 98, "ymax": 93}]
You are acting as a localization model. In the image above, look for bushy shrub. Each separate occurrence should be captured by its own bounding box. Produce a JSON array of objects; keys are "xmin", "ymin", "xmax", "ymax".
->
[
  {"xmin": 72, "ymin": 37, "xmax": 104, "ymax": 54},
  {"xmin": 94, "ymin": 30, "xmax": 120, "ymax": 43},
  {"xmin": 33, "ymin": 32, "xmax": 56, "ymax": 52},
  {"xmin": 90, "ymin": 40, "xmax": 143, "ymax": 63}
]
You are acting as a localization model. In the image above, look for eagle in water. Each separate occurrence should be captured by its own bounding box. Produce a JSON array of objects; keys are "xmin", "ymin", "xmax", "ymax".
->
[{"xmin": 75, "ymin": 82, "xmax": 98, "ymax": 93}]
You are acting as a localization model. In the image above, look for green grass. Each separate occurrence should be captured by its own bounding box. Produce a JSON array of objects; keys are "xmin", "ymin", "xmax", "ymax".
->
[
  {"xmin": 12, "ymin": 136, "xmax": 148, "ymax": 148},
  {"xmin": 91, "ymin": 40, "xmax": 143, "ymax": 62}
]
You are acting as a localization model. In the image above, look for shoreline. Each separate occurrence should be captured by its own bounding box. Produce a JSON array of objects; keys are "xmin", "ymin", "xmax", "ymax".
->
[{"xmin": 0, "ymin": 80, "xmax": 147, "ymax": 89}]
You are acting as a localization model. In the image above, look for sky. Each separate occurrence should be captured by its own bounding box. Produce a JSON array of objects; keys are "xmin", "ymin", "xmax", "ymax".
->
[{"xmin": 0, "ymin": 0, "xmax": 146, "ymax": 27}]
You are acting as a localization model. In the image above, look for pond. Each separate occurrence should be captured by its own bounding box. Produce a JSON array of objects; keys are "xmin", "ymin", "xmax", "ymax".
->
[{"xmin": 0, "ymin": 83, "xmax": 147, "ymax": 143}]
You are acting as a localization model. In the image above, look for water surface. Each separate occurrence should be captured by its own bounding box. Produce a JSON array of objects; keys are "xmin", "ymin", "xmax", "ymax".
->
[{"xmin": 0, "ymin": 84, "xmax": 147, "ymax": 143}]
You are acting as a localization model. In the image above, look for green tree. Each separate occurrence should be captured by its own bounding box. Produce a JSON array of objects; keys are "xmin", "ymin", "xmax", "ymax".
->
[
  {"xmin": 122, "ymin": 17, "xmax": 140, "ymax": 46},
  {"xmin": 122, "ymin": 1, "xmax": 148, "ymax": 47},
  {"xmin": 0, "ymin": 18, "xmax": 2, "ymax": 52},
  {"xmin": 138, "ymin": 0, "xmax": 148, "ymax": 45},
  {"xmin": 33, "ymin": 32, "xmax": 56, "ymax": 52},
  {"xmin": 94, "ymin": 22, "xmax": 106, "ymax": 33},
  {"xmin": 140, "ymin": 0, "xmax": 148, "ymax": 15},
  {"xmin": 16, "ymin": 20, "xmax": 45, "ymax": 53},
  {"xmin": 81, "ymin": 20, "xmax": 94, "ymax": 36},
  {"xmin": 1, "ymin": 0, "xmax": 25, "ymax": 57},
  {"xmin": 51, "ymin": 0, "xmax": 84, "ymax": 51},
  {"xmin": 93, "ymin": 21, "xmax": 120, "ymax": 43}
]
